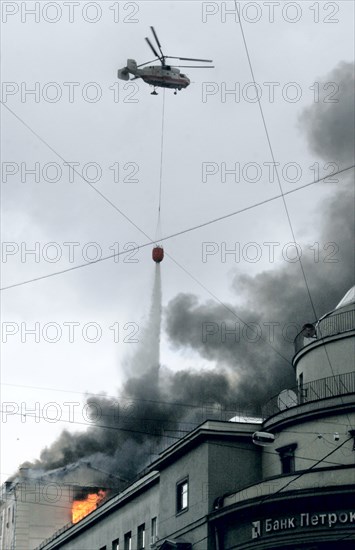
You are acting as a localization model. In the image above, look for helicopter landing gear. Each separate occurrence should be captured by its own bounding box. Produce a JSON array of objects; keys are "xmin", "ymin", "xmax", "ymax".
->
[{"xmin": 151, "ymin": 88, "xmax": 158, "ymax": 95}]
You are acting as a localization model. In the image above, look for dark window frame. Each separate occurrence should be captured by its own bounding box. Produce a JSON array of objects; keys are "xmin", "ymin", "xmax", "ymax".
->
[
  {"xmin": 276, "ymin": 443, "xmax": 297, "ymax": 474},
  {"xmin": 151, "ymin": 516, "xmax": 158, "ymax": 544},
  {"xmin": 137, "ymin": 522, "xmax": 147, "ymax": 550},
  {"xmin": 112, "ymin": 539, "xmax": 119, "ymax": 550},
  {"xmin": 124, "ymin": 531, "xmax": 132, "ymax": 550},
  {"xmin": 176, "ymin": 476, "xmax": 189, "ymax": 515},
  {"xmin": 137, "ymin": 522, "xmax": 145, "ymax": 550}
]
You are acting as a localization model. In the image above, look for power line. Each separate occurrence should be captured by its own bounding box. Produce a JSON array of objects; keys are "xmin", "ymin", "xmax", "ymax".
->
[{"xmin": 1, "ymin": 164, "xmax": 353, "ymax": 293}]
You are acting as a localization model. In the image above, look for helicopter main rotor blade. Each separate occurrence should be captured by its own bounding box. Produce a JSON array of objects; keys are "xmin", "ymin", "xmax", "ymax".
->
[
  {"xmin": 171, "ymin": 65, "xmax": 215, "ymax": 68},
  {"xmin": 150, "ymin": 26, "xmax": 165, "ymax": 58},
  {"xmin": 145, "ymin": 37, "xmax": 161, "ymax": 60},
  {"xmin": 167, "ymin": 56, "xmax": 213, "ymax": 63}
]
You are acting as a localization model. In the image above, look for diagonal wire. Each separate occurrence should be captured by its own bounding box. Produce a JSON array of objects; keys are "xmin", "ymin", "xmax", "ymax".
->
[{"xmin": 1, "ymin": 101, "xmax": 146, "ymax": 237}]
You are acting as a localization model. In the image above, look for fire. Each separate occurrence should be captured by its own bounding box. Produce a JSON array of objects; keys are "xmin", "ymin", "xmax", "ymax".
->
[{"xmin": 72, "ymin": 490, "xmax": 107, "ymax": 524}]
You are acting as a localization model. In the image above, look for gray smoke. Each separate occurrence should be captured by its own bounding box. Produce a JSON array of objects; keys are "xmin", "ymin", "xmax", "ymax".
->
[
  {"xmin": 299, "ymin": 61, "xmax": 355, "ymax": 167},
  {"xmin": 20, "ymin": 61, "xmax": 354, "ymax": 489}
]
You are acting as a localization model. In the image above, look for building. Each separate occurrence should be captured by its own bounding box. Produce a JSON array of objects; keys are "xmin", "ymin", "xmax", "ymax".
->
[
  {"xmin": 211, "ymin": 286, "xmax": 355, "ymax": 549},
  {"xmin": 7, "ymin": 287, "xmax": 355, "ymax": 550}
]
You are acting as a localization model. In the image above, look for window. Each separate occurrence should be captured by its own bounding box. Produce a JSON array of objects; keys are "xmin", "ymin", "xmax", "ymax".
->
[
  {"xmin": 151, "ymin": 517, "xmax": 157, "ymax": 544},
  {"xmin": 99, "ymin": 547, "xmax": 106, "ymax": 550},
  {"xmin": 124, "ymin": 531, "xmax": 132, "ymax": 550},
  {"xmin": 276, "ymin": 443, "xmax": 297, "ymax": 474},
  {"xmin": 112, "ymin": 539, "xmax": 119, "ymax": 550},
  {"xmin": 176, "ymin": 477, "xmax": 189, "ymax": 513},
  {"xmin": 137, "ymin": 523, "xmax": 145, "ymax": 549}
]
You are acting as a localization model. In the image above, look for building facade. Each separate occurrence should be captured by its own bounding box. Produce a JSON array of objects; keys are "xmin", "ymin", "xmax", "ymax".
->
[
  {"xmin": 211, "ymin": 287, "xmax": 355, "ymax": 549},
  {"xmin": 10, "ymin": 287, "xmax": 355, "ymax": 550}
]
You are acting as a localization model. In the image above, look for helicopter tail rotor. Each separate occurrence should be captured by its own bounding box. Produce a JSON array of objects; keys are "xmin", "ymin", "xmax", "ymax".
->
[{"xmin": 117, "ymin": 68, "xmax": 130, "ymax": 81}]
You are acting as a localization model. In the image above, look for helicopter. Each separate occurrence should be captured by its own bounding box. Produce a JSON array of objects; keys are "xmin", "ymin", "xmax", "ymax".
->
[{"xmin": 117, "ymin": 26, "xmax": 213, "ymax": 95}]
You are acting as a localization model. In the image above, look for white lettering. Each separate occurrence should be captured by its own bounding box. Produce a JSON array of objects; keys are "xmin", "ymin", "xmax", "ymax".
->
[
  {"xmin": 280, "ymin": 518, "xmax": 287, "ymax": 529},
  {"xmin": 318, "ymin": 513, "xmax": 327, "ymax": 525},
  {"xmin": 288, "ymin": 518, "xmax": 295, "ymax": 528},
  {"xmin": 339, "ymin": 512, "xmax": 348, "ymax": 523}
]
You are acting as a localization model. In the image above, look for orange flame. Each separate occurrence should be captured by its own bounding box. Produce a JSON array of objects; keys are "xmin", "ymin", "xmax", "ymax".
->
[{"xmin": 72, "ymin": 490, "xmax": 106, "ymax": 524}]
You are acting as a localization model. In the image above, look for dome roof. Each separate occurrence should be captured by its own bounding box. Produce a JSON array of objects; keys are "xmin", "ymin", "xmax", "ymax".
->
[{"xmin": 335, "ymin": 285, "xmax": 355, "ymax": 310}]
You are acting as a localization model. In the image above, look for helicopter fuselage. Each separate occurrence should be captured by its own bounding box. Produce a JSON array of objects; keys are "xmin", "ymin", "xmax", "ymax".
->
[{"xmin": 137, "ymin": 65, "xmax": 190, "ymax": 90}]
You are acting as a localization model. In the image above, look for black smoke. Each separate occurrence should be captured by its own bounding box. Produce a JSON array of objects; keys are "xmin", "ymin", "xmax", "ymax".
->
[
  {"xmin": 20, "ymin": 61, "xmax": 354, "ymax": 488},
  {"xmin": 165, "ymin": 60, "xmax": 354, "ymax": 414}
]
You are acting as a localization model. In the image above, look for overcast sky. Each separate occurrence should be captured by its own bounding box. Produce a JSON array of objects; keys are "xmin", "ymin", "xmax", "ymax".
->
[{"xmin": 1, "ymin": 1, "xmax": 354, "ymax": 485}]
